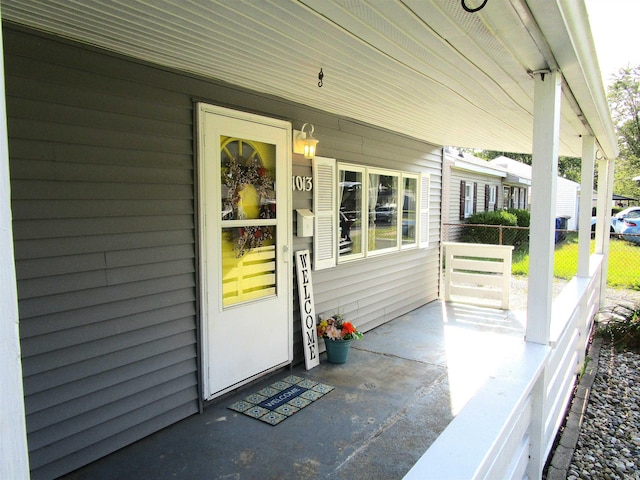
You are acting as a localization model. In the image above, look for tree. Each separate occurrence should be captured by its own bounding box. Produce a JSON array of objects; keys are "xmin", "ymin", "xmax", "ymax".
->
[{"xmin": 608, "ymin": 66, "xmax": 640, "ymax": 202}]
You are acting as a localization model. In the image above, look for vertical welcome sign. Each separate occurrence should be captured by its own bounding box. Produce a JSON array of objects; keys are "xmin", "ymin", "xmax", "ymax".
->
[{"xmin": 295, "ymin": 250, "xmax": 319, "ymax": 370}]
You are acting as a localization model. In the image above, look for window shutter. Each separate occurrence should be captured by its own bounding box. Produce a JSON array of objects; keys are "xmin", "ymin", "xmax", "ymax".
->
[
  {"xmin": 494, "ymin": 186, "xmax": 498, "ymax": 211},
  {"xmin": 473, "ymin": 182, "xmax": 478, "ymax": 214},
  {"xmin": 459, "ymin": 180, "xmax": 465, "ymax": 220},
  {"xmin": 485, "ymin": 184, "xmax": 490, "ymax": 211},
  {"xmin": 419, "ymin": 174, "xmax": 430, "ymax": 248},
  {"xmin": 313, "ymin": 156, "xmax": 336, "ymax": 270}
]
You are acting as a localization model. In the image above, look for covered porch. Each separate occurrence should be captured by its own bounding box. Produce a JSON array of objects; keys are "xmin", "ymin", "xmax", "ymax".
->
[
  {"xmin": 57, "ymin": 247, "xmax": 605, "ymax": 480},
  {"xmin": 0, "ymin": 1, "xmax": 619, "ymax": 479},
  {"xmin": 58, "ymin": 298, "xmax": 528, "ymax": 480}
]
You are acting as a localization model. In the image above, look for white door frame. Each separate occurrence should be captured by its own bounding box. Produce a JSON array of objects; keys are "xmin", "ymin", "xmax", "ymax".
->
[{"xmin": 197, "ymin": 103, "xmax": 293, "ymax": 399}]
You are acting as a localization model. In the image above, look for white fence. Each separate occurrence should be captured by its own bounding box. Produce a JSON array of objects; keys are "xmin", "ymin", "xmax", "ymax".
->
[
  {"xmin": 442, "ymin": 242, "xmax": 514, "ymax": 309},
  {"xmin": 406, "ymin": 248, "xmax": 603, "ymax": 479}
]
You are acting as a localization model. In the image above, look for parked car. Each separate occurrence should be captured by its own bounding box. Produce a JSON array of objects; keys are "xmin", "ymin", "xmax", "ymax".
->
[
  {"xmin": 619, "ymin": 217, "xmax": 640, "ymax": 244},
  {"xmin": 590, "ymin": 206, "xmax": 640, "ymax": 235},
  {"xmin": 590, "ymin": 215, "xmax": 615, "ymax": 235},
  {"xmin": 375, "ymin": 204, "xmax": 396, "ymax": 223},
  {"xmin": 611, "ymin": 206, "xmax": 640, "ymax": 234}
]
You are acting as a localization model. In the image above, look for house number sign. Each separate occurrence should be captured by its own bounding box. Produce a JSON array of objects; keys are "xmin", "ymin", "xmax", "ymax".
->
[
  {"xmin": 295, "ymin": 250, "xmax": 319, "ymax": 370},
  {"xmin": 292, "ymin": 176, "xmax": 313, "ymax": 191}
]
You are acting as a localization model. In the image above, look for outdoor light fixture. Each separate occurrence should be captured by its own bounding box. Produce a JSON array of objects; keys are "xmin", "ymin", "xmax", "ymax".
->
[{"xmin": 293, "ymin": 123, "xmax": 319, "ymax": 160}]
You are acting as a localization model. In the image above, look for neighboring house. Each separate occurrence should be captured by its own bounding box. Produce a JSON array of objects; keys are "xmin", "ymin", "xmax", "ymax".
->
[
  {"xmin": 489, "ymin": 156, "xmax": 532, "ymax": 210},
  {"xmin": 489, "ymin": 156, "xmax": 581, "ymax": 230},
  {"xmin": 0, "ymin": 2, "xmax": 619, "ymax": 480},
  {"xmin": 442, "ymin": 149, "xmax": 506, "ymax": 240}
]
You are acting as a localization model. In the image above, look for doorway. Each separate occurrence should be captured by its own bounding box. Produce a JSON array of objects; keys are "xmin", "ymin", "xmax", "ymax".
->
[{"xmin": 198, "ymin": 104, "xmax": 292, "ymax": 399}]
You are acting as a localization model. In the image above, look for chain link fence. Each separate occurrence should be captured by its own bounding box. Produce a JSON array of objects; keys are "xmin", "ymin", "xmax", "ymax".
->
[{"xmin": 442, "ymin": 223, "xmax": 640, "ymax": 290}]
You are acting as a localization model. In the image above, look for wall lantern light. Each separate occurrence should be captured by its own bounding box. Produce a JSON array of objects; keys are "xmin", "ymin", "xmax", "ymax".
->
[{"xmin": 293, "ymin": 123, "xmax": 319, "ymax": 160}]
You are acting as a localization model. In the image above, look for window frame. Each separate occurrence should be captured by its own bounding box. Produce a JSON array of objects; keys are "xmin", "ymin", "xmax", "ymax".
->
[
  {"xmin": 337, "ymin": 163, "xmax": 366, "ymax": 262},
  {"xmin": 464, "ymin": 182, "xmax": 474, "ymax": 218},
  {"xmin": 336, "ymin": 163, "xmax": 425, "ymax": 264},
  {"xmin": 488, "ymin": 185, "xmax": 497, "ymax": 211}
]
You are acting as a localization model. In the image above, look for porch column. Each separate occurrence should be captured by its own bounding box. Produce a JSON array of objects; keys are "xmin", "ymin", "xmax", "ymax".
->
[
  {"xmin": 0, "ymin": 19, "xmax": 31, "ymax": 480},
  {"xmin": 526, "ymin": 70, "xmax": 561, "ymax": 345},
  {"xmin": 595, "ymin": 156, "xmax": 615, "ymax": 304},
  {"xmin": 595, "ymin": 157, "xmax": 615, "ymax": 254},
  {"xmin": 578, "ymin": 135, "xmax": 595, "ymax": 277}
]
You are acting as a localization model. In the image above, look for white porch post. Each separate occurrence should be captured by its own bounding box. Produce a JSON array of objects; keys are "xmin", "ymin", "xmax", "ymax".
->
[
  {"xmin": 526, "ymin": 70, "xmax": 561, "ymax": 480},
  {"xmin": 578, "ymin": 136, "xmax": 595, "ymax": 278},
  {"xmin": 595, "ymin": 156, "xmax": 615, "ymax": 303},
  {"xmin": 0, "ymin": 17, "xmax": 31, "ymax": 480},
  {"xmin": 526, "ymin": 70, "xmax": 561, "ymax": 345}
]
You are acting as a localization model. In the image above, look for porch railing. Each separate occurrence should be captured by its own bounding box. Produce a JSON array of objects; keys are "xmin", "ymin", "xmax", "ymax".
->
[
  {"xmin": 405, "ymin": 249, "xmax": 604, "ymax": 479},
  {"xmin": 442, "ymin": 241, "xmax": 514, "ymax": 309}
]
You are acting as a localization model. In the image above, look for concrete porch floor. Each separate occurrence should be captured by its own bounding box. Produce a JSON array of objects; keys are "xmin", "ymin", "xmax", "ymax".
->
[{"xmin": 61, "ymin": 300, "xmax": 527, "ymax": 480}]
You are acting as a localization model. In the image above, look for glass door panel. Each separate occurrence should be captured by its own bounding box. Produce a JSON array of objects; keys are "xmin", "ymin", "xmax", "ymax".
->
[{"xmin": 220, "ymin": 137, "xmax": 277, "ymax": 307}]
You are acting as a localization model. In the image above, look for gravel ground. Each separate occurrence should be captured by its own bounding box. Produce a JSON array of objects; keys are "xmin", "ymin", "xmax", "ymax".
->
[{"xmin": 567, "ymin": 344, "xmax": 640, "ymax": 480}]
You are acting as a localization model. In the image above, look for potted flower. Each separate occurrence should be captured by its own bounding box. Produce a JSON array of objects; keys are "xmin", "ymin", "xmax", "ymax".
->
[{"xmin": 317, "ymin": 314, "xmax": 363, "ymax": 364}]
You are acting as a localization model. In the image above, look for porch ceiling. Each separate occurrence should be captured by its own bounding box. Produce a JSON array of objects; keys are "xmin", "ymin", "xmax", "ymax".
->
[{"xmin": 0, "ymin": 0, "xmax": 618, "ymax": 159}]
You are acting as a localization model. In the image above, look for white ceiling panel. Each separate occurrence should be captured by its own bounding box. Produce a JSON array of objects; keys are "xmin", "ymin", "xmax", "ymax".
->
[{"xmin": 0, "ymin": 0, "xmax": 617, "ymax": 158}]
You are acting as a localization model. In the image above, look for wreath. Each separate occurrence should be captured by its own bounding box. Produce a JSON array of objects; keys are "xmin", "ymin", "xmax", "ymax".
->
[{"xmin": 222, "ymin": 156, "xmax": 276, "ymax": 257}]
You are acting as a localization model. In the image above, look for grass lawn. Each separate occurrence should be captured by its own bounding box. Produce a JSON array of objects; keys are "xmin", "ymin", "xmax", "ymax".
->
[{"xmin": 511, "ymin": 233, "xmax": 640, "ymax": 290}]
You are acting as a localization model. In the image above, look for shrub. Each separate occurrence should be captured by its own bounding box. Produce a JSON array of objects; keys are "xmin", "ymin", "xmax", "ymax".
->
[
  {"xmin": 505, "ymin": 208, "xmax": 530, "ymax": 245},
  {"xmin": 595, "ymin": 302, "xmax": 640, "ymax": 351},
  {"xmin": 461, "ymin": 210, "xmax": 518, "ymax": 245}
]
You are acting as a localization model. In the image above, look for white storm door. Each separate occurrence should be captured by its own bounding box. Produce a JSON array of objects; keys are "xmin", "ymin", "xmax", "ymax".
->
[{"xmin": 198, "ymin": 104, "xmax": 292, "ymax": 400}]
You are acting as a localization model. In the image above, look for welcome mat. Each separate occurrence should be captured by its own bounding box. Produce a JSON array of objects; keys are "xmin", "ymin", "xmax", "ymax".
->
[{"xmin": 228, "ymin": 375, "xmax": 334, "ymax": 425}]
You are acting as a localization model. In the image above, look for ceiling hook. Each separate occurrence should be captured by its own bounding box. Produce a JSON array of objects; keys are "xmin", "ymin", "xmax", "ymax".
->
[
  {"xmin": 461, "ymin": 0, "xmax": 488, "ymax": 13},
  {"xmin": 318, "ymin": 68, "xmax": 324, "ymax": 88}
]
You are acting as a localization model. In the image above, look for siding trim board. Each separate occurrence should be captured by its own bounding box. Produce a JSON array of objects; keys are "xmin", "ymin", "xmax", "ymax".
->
[{"xmin": 5, "ymin": 25, "xmax": 442, "ymax": 479}]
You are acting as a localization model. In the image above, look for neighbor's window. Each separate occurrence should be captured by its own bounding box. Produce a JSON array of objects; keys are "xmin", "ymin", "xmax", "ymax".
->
[
  {"xmin": 504, "ymin": 186, "xmax": 511, "ymax": 209},
  {"xmin": 464, "ymin": 182, "xmax": 474, "ymax": 218},
  {"xmin": 488, "ymin": 185, "xmax": 497, "ymax": 211}
]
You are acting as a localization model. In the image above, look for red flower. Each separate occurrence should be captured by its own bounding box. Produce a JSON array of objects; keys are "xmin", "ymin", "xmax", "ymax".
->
[
  {"xmin": 254, "ymin": 229, "xmax": 262, "ymax": 238},
  {"xmin": 342, "ymin": 322, "xmax": 356, "ymax": 335},
  {"xmin": 258, "ymin": 167, "xmax": 266, "ymax": 177}
]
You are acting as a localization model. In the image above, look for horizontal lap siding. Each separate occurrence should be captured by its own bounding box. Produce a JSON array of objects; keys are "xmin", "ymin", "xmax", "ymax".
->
[
  {"xmin": 4, "ymin": 28, "xmax": 198, "ymax": 480},
  {"xmin": 292, "ymin": 118, "xmax": 442, "ymax": 347},
  {"xmin": 5, "ymin": 24, "xmax": 444, "ymax": 478}
]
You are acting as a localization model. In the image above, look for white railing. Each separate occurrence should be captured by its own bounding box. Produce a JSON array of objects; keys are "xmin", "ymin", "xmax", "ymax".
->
[
  {"xmin": 406, "ymin": 252, "xmax": 604, "ymax": 479},
  {"xmin": 442, "ymin": 242, "xmax": 514, "ymax": 309}
]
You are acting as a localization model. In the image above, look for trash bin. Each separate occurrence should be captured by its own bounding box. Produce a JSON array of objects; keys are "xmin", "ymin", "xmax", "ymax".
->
[{"xmin": 555, "ymin": 216, "xmax": 570, "ymax": 243}]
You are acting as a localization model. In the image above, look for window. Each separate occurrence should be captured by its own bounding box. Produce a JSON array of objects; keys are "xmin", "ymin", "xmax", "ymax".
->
[
  {"xmin": 338, "ymin": 166, "xmax": 364, "ymax": 259},
  {"xmin": 463, "ymin": 182, "xmax": 476, "ymax": 218},
  {"xmin": 369, "ymin": 170, "xmax": 399, "ymax": 254},
  {"xmin": 504, "ymin": 186, "xmax": 511, "ymax": 209},
  {"xmin": 402, "ymin": 175, "xmax": 419, "ymax": 247},
  {"xmin": 333, "ymin": 163, "xmax": 428, "ymax": 265},
  {"xmin": 513, "ymin": 188, "xmax": 519, "ymax": 210},
  {"xmin": 488, "ymin": 185, "xmax": 497, "ymax": 211}
]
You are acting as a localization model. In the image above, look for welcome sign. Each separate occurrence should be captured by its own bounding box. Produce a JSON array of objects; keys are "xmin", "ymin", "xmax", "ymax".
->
[{"xmin": 295, "ymin": 250, "xmax": 320, "ymax": 370}]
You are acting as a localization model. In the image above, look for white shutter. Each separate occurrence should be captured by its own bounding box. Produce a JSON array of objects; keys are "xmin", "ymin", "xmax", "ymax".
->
[
  {"xmin": 419, "ymin": 173, "xmax": 430, "ymax": 248},
  {"xmin": 313, "ymin": 156, "xmax": 337, "ymax": 270}
]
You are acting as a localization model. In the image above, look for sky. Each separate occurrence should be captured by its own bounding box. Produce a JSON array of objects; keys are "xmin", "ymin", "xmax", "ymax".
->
[{"xmin": 585, "ymin": 0, "xmax": 640, "ymax": 87}]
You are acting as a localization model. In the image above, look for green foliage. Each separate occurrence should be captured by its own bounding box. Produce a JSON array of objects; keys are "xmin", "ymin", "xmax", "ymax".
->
[
  {"xmin": 505, "ymin": 208, "xmax": 530, "ymax": 244},
  {"xmin": 596, "ymin": 302, "xmax": 640, "ymax": 351},
  {"xmin": 460, "ymin": 210, "xmax": 518, "ymax": 245},
  {"xmin": 608, "ymin": 66, "xmax": 640, "ymax": 200},
  {"xmin": 511, "ymin": 236, "xmax": 640, "ymax": 290}
]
